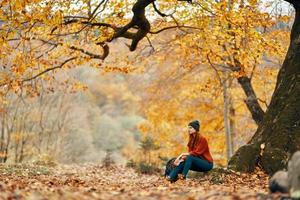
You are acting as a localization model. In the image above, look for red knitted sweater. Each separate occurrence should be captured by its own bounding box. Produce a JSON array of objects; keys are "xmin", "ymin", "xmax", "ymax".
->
[{"xmin": 188, "ymin": 135, "xmax": 213, "ymax": 163}]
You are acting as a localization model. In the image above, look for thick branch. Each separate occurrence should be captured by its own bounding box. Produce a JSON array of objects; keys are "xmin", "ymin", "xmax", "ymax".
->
[
  {"xmin": 208, "ymin": 53, "xmax": 265, "ymax": 125},
  {"xmin": 222, "ymin": 41, "xmax": 266, "ymax": 125},
  {"xmin": 152, "ymin": 2, "xmax": 167, "ymax": 17},
  {"xmin": 237, "ymin": 76, "xmax": 265, "ymax": 125},
  {"xmin": 231, "ymin": 59, "xmax": 265, "ymax": 125},
  {"xmin": 111, "ymin": 0, "xmax": 192, "ymax": 51}
]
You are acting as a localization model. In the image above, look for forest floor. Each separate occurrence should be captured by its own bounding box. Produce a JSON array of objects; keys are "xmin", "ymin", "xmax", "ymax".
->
[{"xmin": 0, "ymin": 164, "xmax": 287, "ymax": 200}]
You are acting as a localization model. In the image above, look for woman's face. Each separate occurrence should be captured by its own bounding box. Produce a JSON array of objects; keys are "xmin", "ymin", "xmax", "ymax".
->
[{"xmin": 188, "ymin": 126, "xmax": 196, "ymax": 134}]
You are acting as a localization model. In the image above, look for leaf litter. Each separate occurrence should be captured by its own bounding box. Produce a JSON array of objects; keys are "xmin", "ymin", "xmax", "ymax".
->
[{"xmin": 0, "ymin": 164, "xmax": 287, "ymax": 200}]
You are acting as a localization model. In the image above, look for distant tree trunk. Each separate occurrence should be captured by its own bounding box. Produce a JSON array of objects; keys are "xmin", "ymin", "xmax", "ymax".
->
[
  {"xmin": 229, "ymin": 3, "xmax": 300, "ymax": 175},
  {"xmin": 229, "ymin": 97, "xmax": 235, "ymax": 151},
  {"xmin": 0, "ymin": 113, "xmax": 5, "ymax": 163},
  {"xmin": 223, "ymin": 73, "xmax": 234, "ymax": 160},
  {"xmin": 0, "ymin": 111, "xmax": 10, "ymax": 163},
  {"xmin": 19, "ymin": 136, "xmax": 27, "ymax": 163},
  {"xmin": 4, "ymin": 124, "xmax": 10, "ymax": 163},
  {"xmin": 148, "ymin": 151, "xmax": 151, "ymax": 164}
]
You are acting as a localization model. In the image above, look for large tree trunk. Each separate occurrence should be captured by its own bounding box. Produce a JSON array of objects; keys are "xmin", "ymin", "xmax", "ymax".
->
[{"xmin": 228, "ymin": 2, "xmax": 300, "ymax": 175}]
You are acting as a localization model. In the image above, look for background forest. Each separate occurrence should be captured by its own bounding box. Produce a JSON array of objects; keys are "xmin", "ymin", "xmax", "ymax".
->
[{"xmin": 0, "ymin": 0, "xmax": 295, "ymax": 171}]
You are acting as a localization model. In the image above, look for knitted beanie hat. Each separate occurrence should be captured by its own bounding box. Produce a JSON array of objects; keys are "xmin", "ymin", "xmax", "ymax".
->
[{"xmin": 188, "ymin": 120, "xmax": 200, "ymax": 132}]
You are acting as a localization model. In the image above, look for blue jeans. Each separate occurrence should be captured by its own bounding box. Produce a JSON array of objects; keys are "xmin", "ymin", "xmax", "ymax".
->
[{"xmin": 169, "ymin": 155, "xmax": 213, "ymax": 180}]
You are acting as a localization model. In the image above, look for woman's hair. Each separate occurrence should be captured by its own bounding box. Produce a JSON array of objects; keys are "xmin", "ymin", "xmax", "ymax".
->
[{"xmin": 187, "ymin": 131, "xmax": 200, "ymax": 149}]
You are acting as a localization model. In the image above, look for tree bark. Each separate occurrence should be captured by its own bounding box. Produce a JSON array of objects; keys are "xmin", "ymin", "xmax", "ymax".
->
[
  {"xmin": 228, "ymin": 2, "xmax": 300, "ymax": 175},
  {"xmin": 237, "ymin": 76, "xmax": 265, "ymax": 125}
]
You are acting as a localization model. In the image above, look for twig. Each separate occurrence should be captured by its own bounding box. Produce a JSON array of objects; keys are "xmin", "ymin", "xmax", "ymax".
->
[{"xmin": 150, "ymin": 25, "xmax": 201, "ymax": 34}]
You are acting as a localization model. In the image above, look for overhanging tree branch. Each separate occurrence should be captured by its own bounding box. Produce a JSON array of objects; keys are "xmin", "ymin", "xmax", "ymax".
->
[
  {"xmin": 0, "ymin": 57, "xmax": 77, "ymax": 88},
  {"xmin": 111, "ymin": 0, "xmax": 193, "ymax": 51},
  {"xmin": 30, "ymin": 37, "xmax": 109, "ymax": 60},
  {"xmin": 22, "ymin": 57, "xmax": 77, "ymax": 82}
]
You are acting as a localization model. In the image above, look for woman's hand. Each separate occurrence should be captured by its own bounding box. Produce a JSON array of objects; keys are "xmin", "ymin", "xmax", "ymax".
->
[
  {"xmin": 173, "ymin": 158, "xmax": 181, "ymax": 166},
  {"xmin": 181, "ymin": 155, "xmax": 187, "ymax": 160},
  {"xmin": 173, "ymin": 153, "xmax": 190, "ymax": 166},
  {"xmin": 179, "ymin": 153, "xmax": 190, "ymax": 157},
  {"xmin": 177, "ymin": 153, "xmax": 189, "ymax": 161}
]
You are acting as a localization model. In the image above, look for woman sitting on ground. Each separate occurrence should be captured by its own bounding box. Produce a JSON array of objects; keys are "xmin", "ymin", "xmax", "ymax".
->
[{"xmin": 167, "ymin": 120, "xmax": 214, "ymax": 182}]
